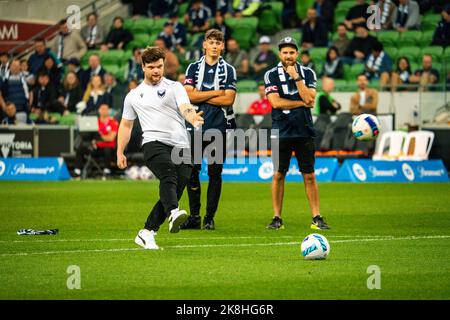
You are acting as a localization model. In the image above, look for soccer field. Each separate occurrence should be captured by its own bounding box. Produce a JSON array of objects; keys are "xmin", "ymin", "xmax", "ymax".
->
[{"xmin": 0, "ymin": 181, "xmax": 449, "ymax": 300}]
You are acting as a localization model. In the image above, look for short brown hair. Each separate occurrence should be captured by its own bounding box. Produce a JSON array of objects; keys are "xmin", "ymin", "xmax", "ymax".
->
[
  {"xmin": 205, "ymin": 29, "xmax": 224, "ymax": 43},
  {"xmin": 141, "ymin": 46, "xmax": 165, "ymax": 65}
]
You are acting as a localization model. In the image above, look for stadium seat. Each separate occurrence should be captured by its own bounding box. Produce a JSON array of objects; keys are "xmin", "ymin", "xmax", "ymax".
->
[
  {"xmin": 377, "ymin": 32, "xmax": 399, "ymax": 47},
  {"xmin": 309, "ymin": 47, "xmax": 328, "ymax": 64},
  {"xmin": 229, "ymin": 18, "xmax": 259, "ymax": 50},
  {"xmin": 258, "ymin": 4, "xmax": 283, "ymax": 35},
  {"xmin": 59, "ymin": 113, "xmax": 77, "ymax": 126},
  {"xmin": 290, "ymin": 31, "xmax": 302, "ymax": 44},
  {"xmin": 420, "ymin": 30, "xmax": 434, "ymax": 47},
  {"xmin": 104, "ymin": 64, "xmax": 119, "ymax": 76},
  {"xmin": 384, "ymin": 46, "xmax": 398, "ymax": 62},
  {"xmin": 399, "ymin": 130, "xmax": 434, "ymax": 161},
  {"xmin": 296, "ymin": 0, "xmax": 314, "ymax": 20},
  {"xmin": 133, "ymin": 33, "xmax": 153, "ymax": 48},
  {"xmin": 100, "ymin": 50, "xmax": 124, "ymax": 65},
  {"xmin": 372, "ymin": 131, "xmax": 407, "ymax": 160},
  {"xmin": 123, "ymin": 18, "xmax": 134, "ymax": 31},
  {"xmin": 336, "ymin": 0, "xmax": 355, "ymax": 11},
  {"xmin": 237, "ymin": 80, "xmax": 258, "ymax": 93},
  {"xmin": 333, "ymin": 79, "xmax": 349, "ymax": 91},
  {"xmin": 398, "ymin": 31, "xmax": 422, "ymax": 47},
  {"xmin": 131, "ymin": 19, "xmax": 154, "ymax": 34},
  {"xmin": 397, "ymin": 46, "xmax": 422, "ymax": 63},
  {"xmin": 177, "ymin": 2, "xmax": 189, "ymax": 19},
  {"xmin": 421, "ymin": 46, "xmax": 444, "ymax": 63},
  {"xmin": 422, "ymin": 14, "xmax": 442, "ymax": 31},
  {"xmin": 331, "ymin": 31, "xmax": 354, "ymax": 41},
  {"xmin": 150, "ymin": 18, "xmax": 168, "ymax": 35}
]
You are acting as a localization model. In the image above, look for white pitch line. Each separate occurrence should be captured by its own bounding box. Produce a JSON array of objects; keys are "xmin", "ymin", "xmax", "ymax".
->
[
  {"xmin": 0, "ymin": 235, "xmax": 449, "ymax": 257},
  {"xmin": 0, "ymin": 235, "xmax": 409, "ymax": 244}
]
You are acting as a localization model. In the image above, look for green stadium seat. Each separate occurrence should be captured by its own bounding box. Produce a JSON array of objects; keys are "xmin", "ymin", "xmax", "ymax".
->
[
  {"xmin": 377, "ymin": 32, "xmax": 399, "ymax": 47},
  {"xmin": 133, "ymin": 33, "xmax": 153, "ymax": 48},
  {"xmin": 258, "ymin": 6, "xmax": 282, "ymax": 35},
  {"xmin": 398, "ymin": 31, "xmax": 422, "ymax": 47},
  {"xmin": 309, "ymin": 47, "xmax": 328, "ymax": 64},
  {"xmin": 344, "ymin": 63, "xmax": 365, "ymax": 81},
  {"xmin": 150, "ymin": 18, "xmax": 168, "ymax": 35},
  {"xmin": 397, "ymin": 46, "xmax": 422, "ymax": 63},
  {"xmin": 420, "ymin": 30, "xmax": 434, "ymax": 47},
  {"xmin": 177, "ymin": 2, "xmax": 189, "ymax": 19},
  {"xmin": 384, "ymin": 46, "xmax": 398, "ymax": 62},
  {"xmin": 131, "ymin": 18, "xmax": 154, "ymax": 34},
  {"xmin": 296, "ymin": 0, "xmax": 314, "ymax": 20},
  {"xmin": 290, "ymin": 31, "xmax": 302, "ymax": 44},
  {"xmin": 100, "ymin": 50, "xmax": 124, "ymax": 65},
  {"xmin": 422, "ymin": 15, "xmax": 442, "ymax": 31},
  {"xmin": 123, "ymin": 18, "xmax": 134, "ymax": 31},
  {"xmin": 59, "ymin": 113, "xmax": 76, "ymax": 126},
  {"xmin": 410, "ymin": 62, "xmax": 421, "ymax": 73},
  {"xmin": 47, "ymin": 112, "xmax": 61, "ymax": 123},
  {"xmin": 336, "ymin": 0, "xmax": 355, "ymax": 11},
  {"xmin": 237, "ymin": 79, "xmax": 258, "ymax": 93},
  {"xmin": 314, "ymin": 63, "xmax": 322, "ymax": 76},
  {"xmin": 333, "ymin": 79, "xmax": 349, "ymax": 92},
  {"xmin": 104, "ymin": 64, "xmax": 119, "ymax": 76},
  {"xmin": 444, "ymin": 48, "xmax": 450, "ymax": 64},
  {"xmin": 421, "ymin": 46, "xmax": 444, "ymax": 63},
  {"xmin": 125, "ymin": 40, "xmax": 143, "ymax": 51}
]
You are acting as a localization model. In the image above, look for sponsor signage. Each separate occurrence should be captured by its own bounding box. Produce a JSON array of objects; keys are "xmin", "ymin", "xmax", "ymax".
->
[
  {"xmin": 200, "ymin": 157, "xmax": 339, "ymax": 182},
  {"xmin": 335, "ymin": 159, "xmax": 449, "ymax": 182},
  {"xmin": 0, "ymin": 157, "xmax": 70, "ymax": 181},
  {"xmin": 0, "ymin": 131, "xmax": 34, "ymax": 158}
]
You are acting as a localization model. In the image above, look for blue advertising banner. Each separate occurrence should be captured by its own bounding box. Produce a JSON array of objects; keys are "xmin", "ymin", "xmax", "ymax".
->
[
  {"xmin": 335, "ymin": 159, "xmax": 449, "ymax": 182},
  {"xmin": 200, "ymin": 157, "xmax": 339, "ymax": 182},
  {"xmin": 0, "ymin": 157, "xmax": 70, "ymax": 181}
]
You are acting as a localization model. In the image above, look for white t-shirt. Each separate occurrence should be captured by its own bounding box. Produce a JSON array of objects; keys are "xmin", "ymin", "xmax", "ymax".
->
[{"xmin": 122, "ymin": 78, "xmax": 190, "ymax": 148}]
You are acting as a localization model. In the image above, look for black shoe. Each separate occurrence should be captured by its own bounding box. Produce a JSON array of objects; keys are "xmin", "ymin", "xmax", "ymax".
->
[
  {"xmin": 311, "ymin": 215, "xmax": 331, "ymax": 230},
  {"xmin": 266, "ymin": 217, "xmax": 284, "ymax": 230},
  {"xmin": 180, "ymin": 215, "xmax": 201, "ymax": 230},
  {"xmin": 202, "ymin": 217, "xmax": 215, "ymax": 230}
]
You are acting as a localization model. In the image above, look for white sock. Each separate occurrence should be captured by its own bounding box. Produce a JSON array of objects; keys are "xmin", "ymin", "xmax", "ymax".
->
[{"xmin": 170, "ymin": 208, "xmax": 179, "ymax": 216}]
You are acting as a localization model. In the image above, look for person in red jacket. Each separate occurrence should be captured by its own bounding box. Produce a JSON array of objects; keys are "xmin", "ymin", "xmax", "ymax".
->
[{"xmin": 247, "ymin": 83, "xmax": 272, "ymax": 115}]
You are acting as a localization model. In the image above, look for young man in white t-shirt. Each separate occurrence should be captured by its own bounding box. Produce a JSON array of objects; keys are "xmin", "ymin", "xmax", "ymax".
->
[{"xmin": 117, "ymin": 46, "xmax": 204, "ymax": 250}]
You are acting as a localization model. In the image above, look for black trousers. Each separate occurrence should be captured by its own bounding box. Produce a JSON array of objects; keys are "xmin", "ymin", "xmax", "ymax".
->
[
  {"xmin": 187, "ymin": 131, "xmax": 226, "ymax": 219},
  {"xmin": 143, "ymin": 141, "xmax": 192, "ymax": 232}
]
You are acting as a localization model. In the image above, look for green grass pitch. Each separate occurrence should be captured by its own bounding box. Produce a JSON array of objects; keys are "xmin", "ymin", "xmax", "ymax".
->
[{"xmin": 0, "ymin": 181, "xmax": 449, "ymax": 299}]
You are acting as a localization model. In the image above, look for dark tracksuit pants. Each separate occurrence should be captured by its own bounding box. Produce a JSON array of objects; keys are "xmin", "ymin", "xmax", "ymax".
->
[
  {"xmin": 187, "ymin": 131, "xmax": 226, "ymax": 220},
  {"xmin": 143, "ymin": 141, "xmax": 192, "ymax": 232}
]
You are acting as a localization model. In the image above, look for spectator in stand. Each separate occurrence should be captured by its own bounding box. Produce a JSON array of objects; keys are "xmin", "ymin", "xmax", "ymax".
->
[
  {"xmin": 392, "ymin": 0, "xmax": 421, "ymax": 32},
  {"xmin": 232, "ymin": 0, "xmax": 261, "ymax": 17},
  {"xmin": 169, "ymin": 13, "xmax": 188, "ymax": 53},
  {"xmin": 154, "ymin": 38, "xmax": 179, "ymax": 81},
  {"xmin": 321, "ymin": 46, "xmax": 344, "ymax": 79},
  {"xmin": 300, "ymin": 50, "xmax": 316, "ymax": 71},
  {"xmin": 81, "ymin": 75, "xmax": 112, "ymax": 115},
  {"xmin": 0, "ymin": 59, "xmax": 31, "ymax": 124},
  {"xmin": 104, "ymin": 72, "xmax": 124, "ymax": 113},
  {"xmin": 28, "ymin": 38, "xmax": 55, "ymax": 77},
  {"xmin": 314, "ymin": 77, "xmax": 341, "ymax": 115},
  {"xmin": 247, "ymin": 83, "xmax": 272, "ymax": 115},
  {"xmin": 344, "ymin": 25, "xmax": 378, "ymax": 63},
  {"xmin": 81, "ymin": 12, "xmax": 105, "ymax": 50},
  {"xmin": 409, "ymin": 54, "xmax": 440, "ymax": 91},
  {"xmin": 125, "ymin": 47, "xmax": 144, "ymax": 84},
  {"xmin": 48, "ymin": 19, "xmax": 87, "ymax": 63},
  {"xmin": 225, "ymin": 38, "xmax": 249, "ymax": 80},
  {"xmin": 185, "ymin": 0, "xmax": 212, "ymax": 33},
  {"xmin": 80, "ymin": 54, "xmax": 106, "ymax": 90},
  {"xmin": 74, "ymin": 103, "xmax": 118, "ymax": 177},
  {"xmin": 20, "ymin": 59, "xmax": 34, "ymax": 86},
  {"xmin": 350, "ymin": 74, "xmax": 378, "ymax": 115},
  {"xmin": 148, "ymin": 0, "xmax": 177, "ymax": 18},
  {"xmin": 388, "ymin": 56, "xmax": 412, "ymax": 91},
  {"xmin": 332, "ymin": 23, "xmax": 351, "ymax": 57},
  {"xmin": 1, "ymin": 102, "xmax": 17, "ymax": 125},
  {"xmin": 30, "ymin": 72, "xmax": 60, "ymax": 119},
  {"xmin": 374, "ymin": 0, "xmax": 397, "ymax": 30},
  {"xmin": 364, "ymin": 41, "xmax": 393, "ymax": 88},
  {"xmin": 127, "ymin": 0, "xmax": 150, "ymax": 18},
  {"xmin": 58, "ymin": 71, "xmax": 83, "ymax": 113},
  {"xmin": 212, "ymin": 11, "xmax": 231, "ymax": 48},
  {"xmin": 38, "ymin": 56, "xmax": 61, "ymax": 88},
  {"xmin": 344, "ymin": 0, "xmax": 370, "ymax": 31},
  {"xmin": 105, "ymin": 17, "xmax": 133, "ymax": 50},
  {"xmin": 67, "ymin": 58, "xmax": 84, "ymax": 82},
  {"xmin": 0, "ymin": 52, "xmax": 9, "ymax": 81},
  {"xmin": 158, "ymin": 21, "xmax": 178, "ymax": 51},
  {"xmin": 252, "ymin": 36, "xmax": 278, "ymax": 81},
  {"xmin": 301, "ymin": 8, "xmax": 329, "ymax": 49},
  {"xmin": 312, "ymin": 0, "xmax": 335, "ymax": 32},
  {"xmin": 431, "ymin": 4, "xmax": 450, "ymax": 47}
]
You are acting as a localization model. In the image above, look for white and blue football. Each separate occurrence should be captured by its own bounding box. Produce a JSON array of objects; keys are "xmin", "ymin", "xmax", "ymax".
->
[
  {"xmin": 352, "ymin": 114, "xmax": 381, "ymax": 141},
  {"xmin": 301, "ymin": 233, "xmax": 330, "ymax": 260}
]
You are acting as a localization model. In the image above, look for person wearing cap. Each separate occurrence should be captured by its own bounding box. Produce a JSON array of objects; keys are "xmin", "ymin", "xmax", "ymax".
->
[
  {"xmin": 252, "ymin": 36, "xmax": 278, "ymax": 81},
  {"xmin": 264, "ymin": 36, "xmax": 330, "ymax": 231}
]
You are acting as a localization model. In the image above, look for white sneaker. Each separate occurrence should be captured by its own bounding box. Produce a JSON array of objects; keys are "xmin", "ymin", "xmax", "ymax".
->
[
  {"xmin": 168, "ymin": 208, "xmax": 188, "ymax": 233},
  {"xmin": 134, "ymin": 229, "xmax": 159, "ymax": 250}
]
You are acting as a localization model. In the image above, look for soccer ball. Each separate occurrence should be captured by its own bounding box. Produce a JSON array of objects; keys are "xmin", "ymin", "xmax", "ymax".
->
[
  {"xmin": 352, "ymin": 114, "xmax": 381, "ymax": 141},
  {"xmin": 126, "ymin": 165, "xmax": 140, "ymax": 180},
  {"xmin": 139, "ymin": 166, "xmax": 154, "ymax": 180},
  {"xmin": 301, "ymin": 233, "xmax": 330, "ymax": 260}
]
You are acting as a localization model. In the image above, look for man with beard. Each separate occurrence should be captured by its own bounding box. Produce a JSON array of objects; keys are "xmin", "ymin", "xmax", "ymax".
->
[{"xmin": 264, "ymin": 37, "xmax": 330, "ymax": 231}]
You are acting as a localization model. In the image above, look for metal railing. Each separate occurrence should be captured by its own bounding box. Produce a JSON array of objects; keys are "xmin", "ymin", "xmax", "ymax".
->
[{"xmin": 7, "ymin": 0, "xmax": 120, "ymax": 59}]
